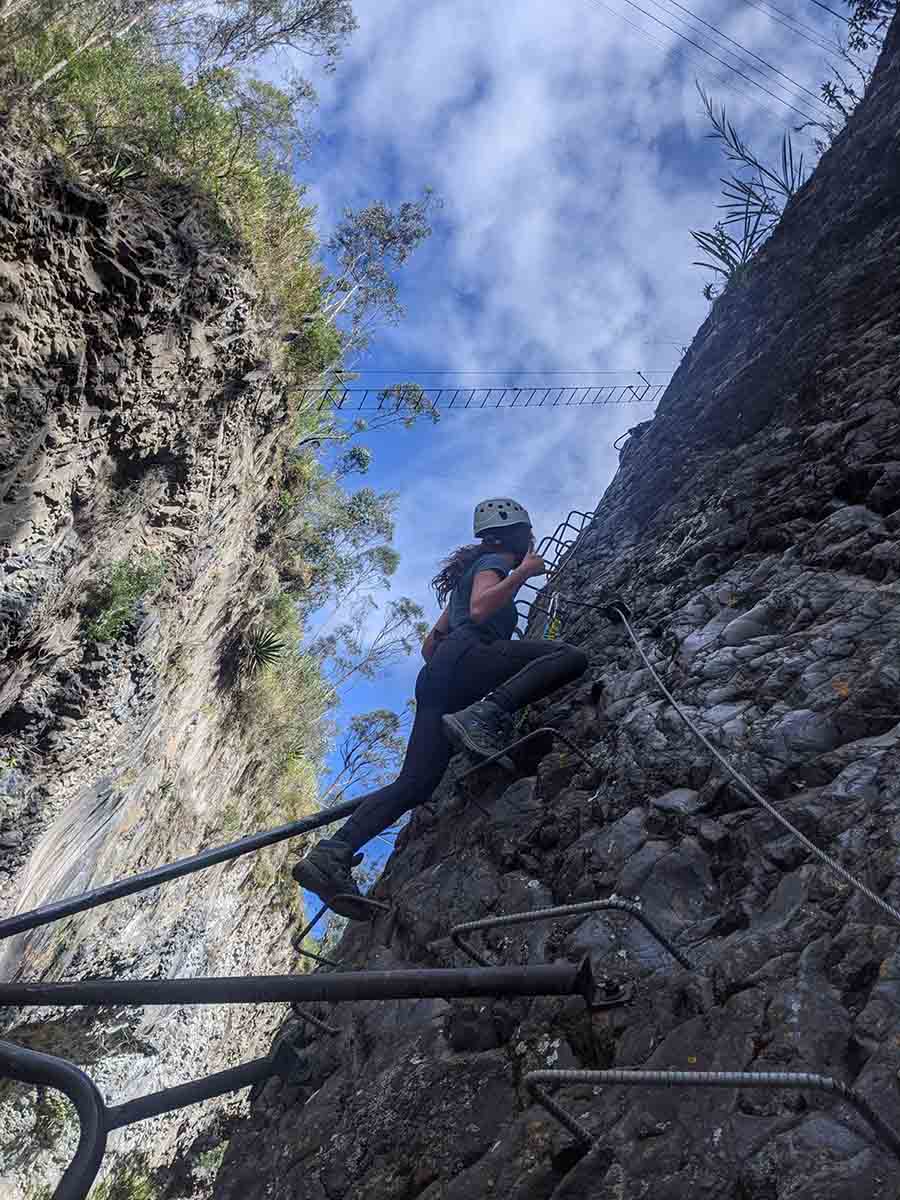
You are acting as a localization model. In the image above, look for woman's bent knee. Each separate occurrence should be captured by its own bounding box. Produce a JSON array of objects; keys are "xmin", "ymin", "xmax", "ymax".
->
[{"xmin": 559, "ymin": 643, "xmax": 589, "ymax": 677}]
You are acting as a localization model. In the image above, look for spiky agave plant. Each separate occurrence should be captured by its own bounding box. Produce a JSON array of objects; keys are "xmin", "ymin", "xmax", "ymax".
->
[{"xmin": 242, "ymin": 624, "xmax": 287, "ymax": 675}]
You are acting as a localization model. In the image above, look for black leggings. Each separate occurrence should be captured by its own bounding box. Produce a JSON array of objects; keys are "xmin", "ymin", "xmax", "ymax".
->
[{"xmin": 334, "ymin": 630, "xmax": 588, "ymax": 850}]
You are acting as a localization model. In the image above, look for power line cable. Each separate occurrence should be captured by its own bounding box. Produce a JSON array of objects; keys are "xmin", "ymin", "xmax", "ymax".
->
[
  {"xmin": 578, "ymin": 0, "xmax": 794, "ymax": 119},
  {"xmin": 655, "ymin": 0, "xmax": 833, "ymax": 113},
  {"xmin": 578, "ymin": 0, "xmax": 787, "ymax": 117},
  {"xmin": 803, "ymin": 0, "xmax": 850, "ymax": 23},
  {"xmin": 737, "ymin": 0, "xmax": 837, "ymax": 53},
  {"xmin": 637, "ymin": 0, "xmax": 809, "ymax": 100},
  {"xmin": 585, "ymin": 0, "xmax": 825, "ymax": 120}
]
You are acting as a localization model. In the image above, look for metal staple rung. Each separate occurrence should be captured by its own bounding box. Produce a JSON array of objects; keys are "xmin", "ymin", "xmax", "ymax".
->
[
  {"xmin": 451, "ymin": 897, "xmax": 694, "ymax": 971},
  {"xmin": 525, "ymin": 1068, "xmax": 900, "ymax": 1160},
  {"xmin": 0, "ymin": 962, "xmax": 594, "ymax": 1200},
  {"xmin": 291, "ymin": 1005, "xmax": 340, "ymax": 1037}
]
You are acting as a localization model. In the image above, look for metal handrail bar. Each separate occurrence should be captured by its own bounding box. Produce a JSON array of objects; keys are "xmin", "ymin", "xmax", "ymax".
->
[
  {"xmin": 0, "ymin": 961, "xmax": 594, "ymax": 1009},
  {"xmin": 2, "ymin": 963, "xmax": 595, "ymax": 1198},
  {"xmin": 106, "ymin": 1058, "xmax": 272, "ymax": 1130},
  {"xmin": 0, "ymin": 794, "xmax": 364, "ymax": 943},
  {"xmin": 0, "ymin": 1040, "xmax": 107, "ymax": 1200}
]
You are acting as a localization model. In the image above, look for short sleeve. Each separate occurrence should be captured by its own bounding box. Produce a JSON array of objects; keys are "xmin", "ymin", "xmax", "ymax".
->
[{"xmin": 473, "ymin": 554, "xmax": 511, "ymax": 579}]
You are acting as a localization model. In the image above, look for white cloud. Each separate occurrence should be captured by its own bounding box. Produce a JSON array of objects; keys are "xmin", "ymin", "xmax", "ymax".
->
[{"xmin": 291, "ymin": 0, "xmax": 845, "ymax": 710}]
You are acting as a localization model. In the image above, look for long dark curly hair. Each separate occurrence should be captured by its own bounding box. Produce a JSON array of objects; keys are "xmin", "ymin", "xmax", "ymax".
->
[{"xmin": 431, "ymin": 525, "xmax": 530, "ymax": 605}]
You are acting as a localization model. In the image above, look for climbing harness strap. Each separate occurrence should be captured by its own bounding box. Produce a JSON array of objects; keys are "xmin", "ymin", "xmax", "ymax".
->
[{"xmin": 542, "ymin": 591, "xmax": 561, "ymax": 640}]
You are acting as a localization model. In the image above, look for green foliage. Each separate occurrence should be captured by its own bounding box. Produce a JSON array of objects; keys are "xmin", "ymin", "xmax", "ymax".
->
[
  {"xmin": 691, "ymin": 84, "xmax": 809, "ymax": 297},
  {"xmin": 169, "ymin": 0, "xmax": 357, "ymax": 76},
  {"xmin": 846, "ymin": 0, "xmax": 894, "ymax": 51},
  {"xmin": 83, "ymin": 554, "xmax": 165, "ymax": 642},
  {"xmin": 691, "ymin": 218, "xmax": 764, "ymax": 286},
  {"xmin": 798, "ymin": 17, "xmax": 885, "ymax": 154},
  {"xmin": 324, "ymin": 706, "xmax": 408, "ymax": 803},
  {"xmin": 336, "ymin": 444, "xmax": 372, "ymax": 476},
  {"xmin": 34, "ymin": 1089, "xmax": 78, "ymax": 1146},
  {"xmin": 322, "ymin": 192, "xmax": 440, "ymax": 350},
  {"xmin": 89, "ymin": 1166, "xmax": 156, "ymax": 1200},
  {"xmin": 0, "ymin": 1, "xmax": 436, "ymax": 394},
  {"xmin": 283, "ymin": 316, "xmax": 345, "ymax": 384},
  {"xmin": 274, "ymin": 468, "xmax": 399, "ymax": 610},
  {"xmin": 244, "ymin": 643, "xmax": 335, "ymax": 770},
  {"xmin": 25, "ymin": 1186, "xmax": 54, "ymax": 1200},
  {"xmin": 24, "ymin": 35, "xmax": 323, "ymax": 330},
  {"xmin": 264, "ymin": 589, "xmax": 302, "ymax": 639},
  {"xmin": 217, "ymin": 800, "xmax": 242, "ymax": 838},
  {"xmin": 196, "ymin": 1143, "xmax": 228, "ymax": 1178},
  {"xmin": 311, "ymin": 595, "xmax": 428, "ymax": 690},
  {"xmin": 353, "ymin": 383, "xmax": 440, "ymax": 434}
]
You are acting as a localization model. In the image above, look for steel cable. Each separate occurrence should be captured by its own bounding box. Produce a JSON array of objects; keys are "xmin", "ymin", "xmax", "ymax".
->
[
  {"xmin": 523, "ymin": 554, "xmax": 900, "ymax": 932},
  {"xmin": 613, "ymin": 605, "xmax": 900, "ymax": 929}
]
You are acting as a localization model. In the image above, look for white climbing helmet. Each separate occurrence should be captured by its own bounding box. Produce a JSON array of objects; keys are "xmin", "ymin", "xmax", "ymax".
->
[{"xmin": 473, "ymin": 497, "xmax": 532, "ymax": 538}]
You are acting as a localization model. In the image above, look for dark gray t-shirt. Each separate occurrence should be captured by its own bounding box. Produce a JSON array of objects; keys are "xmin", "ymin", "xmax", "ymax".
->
[{"xmin": 448, "ymin": 552, "xmax": 518, "ymax": 642}]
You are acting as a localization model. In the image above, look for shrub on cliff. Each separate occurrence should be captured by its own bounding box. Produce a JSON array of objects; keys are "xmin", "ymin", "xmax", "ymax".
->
[
  {"xmin": 82, "ymin": 553, "xmax": 166, "ymax": 643},
  {"xmin": 3, "ymin": 29, "xmax": 325, "ymax": 337}
]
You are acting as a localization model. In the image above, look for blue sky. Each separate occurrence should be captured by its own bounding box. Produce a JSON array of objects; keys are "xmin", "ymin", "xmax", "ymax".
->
[{"xmin": 278, "ymin": 0, "xmax": 853, "ymax": 897}]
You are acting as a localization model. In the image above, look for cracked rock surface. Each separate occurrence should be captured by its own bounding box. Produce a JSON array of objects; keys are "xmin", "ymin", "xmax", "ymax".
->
[
  {"xmin": 0, "ymin": 147, "xmax": 306, "ymax": 1197},
  {"xmin": 216, "ymin": 17, "xmax": 900, "ymax": 1200}
]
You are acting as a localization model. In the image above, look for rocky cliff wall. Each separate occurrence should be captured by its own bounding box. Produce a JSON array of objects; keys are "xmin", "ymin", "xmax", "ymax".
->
[
  {"xmin": 0, "ymin": 149, "xmax": 308, "ymax": 1197},
  {"xmin": 216, "ymin": 16, "xmax": 900, "ymax": 1200}
]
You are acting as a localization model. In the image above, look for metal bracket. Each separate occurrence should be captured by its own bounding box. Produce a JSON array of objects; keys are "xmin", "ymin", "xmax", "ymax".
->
[
  {"xmin": 290, "ymin": 1004, "xmax": 340, "ymax": 1037},
  {"xmin": 455, "ymin": 726, "xmax": 595, "ymax": 782},
  {"xmin": 589, "ymin": 977, "xmax": 637, "ymax": 1009},
  {"xmin": 291, "ymin": 896, "xmax": 391, "ymax": 970}
]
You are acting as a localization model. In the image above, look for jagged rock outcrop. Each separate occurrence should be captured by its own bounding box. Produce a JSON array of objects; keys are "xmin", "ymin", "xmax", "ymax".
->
[
  {"xmin": 216, "ymin": 17, "xmax": 900, "ymax": 1200},
  {"xmin": 0, "ymin": 149, "xmax": 306, "ymax": 1196}
]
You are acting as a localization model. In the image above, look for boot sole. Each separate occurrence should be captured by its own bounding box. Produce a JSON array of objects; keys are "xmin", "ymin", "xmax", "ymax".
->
[
  {"xmin": 442, "ymin": 714, "xmax": 515, "ymax": 770},
  {"xmin": 291, "ymin": 861, "xmax": 371, "ymax": 921}
]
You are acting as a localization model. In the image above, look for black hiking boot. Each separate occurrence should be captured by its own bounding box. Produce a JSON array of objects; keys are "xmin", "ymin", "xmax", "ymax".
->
[
  {"xmin": 442, "ymin": 699, "xmax": 515, "ymax": 765},
  {"xmin": 292, "ymin": 839, "xmax": 371, "ymax": 920}
]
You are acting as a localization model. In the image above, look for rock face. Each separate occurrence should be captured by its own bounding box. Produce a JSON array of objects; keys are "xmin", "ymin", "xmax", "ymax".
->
[
  {"xmin": 0, "ymin": 150, "xmax": 306, "ymax": 1195},
  {"xmin": 216, "ymin": 17, "xmax": 900, "ymax": 1200}
]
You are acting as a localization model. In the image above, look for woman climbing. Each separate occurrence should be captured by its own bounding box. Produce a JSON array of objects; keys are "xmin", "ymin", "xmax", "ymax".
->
[{"xmin": 291, "ymin": 498, "xmax": 589, "ymax": 918}]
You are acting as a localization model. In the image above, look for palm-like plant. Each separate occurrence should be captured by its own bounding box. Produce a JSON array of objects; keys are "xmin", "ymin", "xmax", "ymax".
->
[
  {"xmin": 691, "ymin": 84, "xmax": 809, "ymax": 296},
  {"xmin": 243, "ymin": 624, "xmax": 286, "ymax": 675}
]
